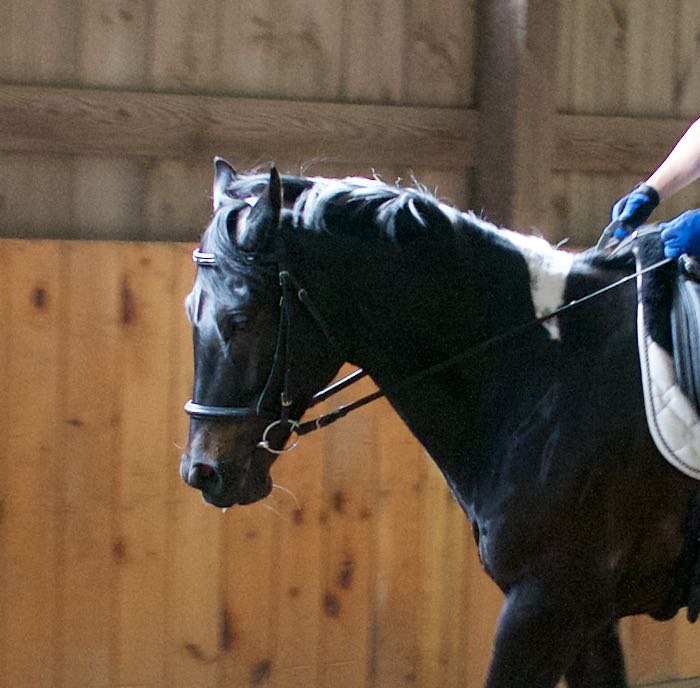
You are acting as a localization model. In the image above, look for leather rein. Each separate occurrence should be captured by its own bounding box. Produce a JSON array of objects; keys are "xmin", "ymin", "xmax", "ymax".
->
[{"xmin": 185, "ymin": 235, "xmax": 673, "ymax": 455}]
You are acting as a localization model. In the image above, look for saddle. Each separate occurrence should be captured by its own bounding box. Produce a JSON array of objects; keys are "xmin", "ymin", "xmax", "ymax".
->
[{"xmin": 634, "ymin": 232, "xmax": 700, "ymax": 480}]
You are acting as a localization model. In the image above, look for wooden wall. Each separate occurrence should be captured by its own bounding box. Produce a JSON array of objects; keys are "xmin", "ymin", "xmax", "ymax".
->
[
  {"xmin": 0, "ymin": 239, "xmax": 501, "ymax": 688},
  {"xmin": 1, "ymin": 239, "xmax": 700, "ymax": 688},
  {"xmin": 554, "ymin": 0, "xmax": 700, "ymax": 246},
  {"xmin": 4, "ymin": 1, "xmax": 700, "ymax": 687},
  {"xmin": 0, "ymin": 0, "xmax": 474, "ymax": 241}
]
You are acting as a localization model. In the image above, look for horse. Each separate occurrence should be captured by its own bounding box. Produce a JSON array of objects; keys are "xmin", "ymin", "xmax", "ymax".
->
[{"xmin": 181, "ymin": 158, "xmax": 700, "ymax": 687}]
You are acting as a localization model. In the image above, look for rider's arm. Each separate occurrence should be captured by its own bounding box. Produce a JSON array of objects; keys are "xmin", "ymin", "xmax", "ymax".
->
[{"xmin": 646, "ymin": 117, "xmax": 700, "ymax": 201}]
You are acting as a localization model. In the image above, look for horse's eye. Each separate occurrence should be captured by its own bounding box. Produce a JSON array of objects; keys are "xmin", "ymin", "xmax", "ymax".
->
[{"xmin": 218, "ymin": 312, "xmax": 249, "ymax": 340}]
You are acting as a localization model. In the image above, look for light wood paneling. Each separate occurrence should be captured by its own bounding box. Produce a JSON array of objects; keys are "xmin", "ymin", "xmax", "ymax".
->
[
  {"xmin": 0, "ymin": 239, "xmax": 698, "ymax": 688},
  {"xmin": 554, "ymin": 0, "xmax": 700, "ymax": 243},
  {"xmin": 0, "ymin": 241, "xmax": 64, "ymax": 688},
  {"xmin": 5, "ymin": 1, "xmax": 700, "ymax": 685}
]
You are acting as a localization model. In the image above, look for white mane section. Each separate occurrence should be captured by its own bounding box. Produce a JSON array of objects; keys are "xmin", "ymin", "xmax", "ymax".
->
[
  {"xmin": 297, "ymin": 176, "xmax": 389, "ymax": 229},
  {"xmin": 501, "ymin": 230, "xmax": 574, "ymax": 340}
]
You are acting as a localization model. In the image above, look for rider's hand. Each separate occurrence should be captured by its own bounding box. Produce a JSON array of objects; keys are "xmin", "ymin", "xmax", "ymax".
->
[
  {"xmin": 610, "ymin": 183, "xmax": 660, "ymax": 238},
  {"xmin": 659, "ymin": 209, "xmax": 700, "ymax": 259}
]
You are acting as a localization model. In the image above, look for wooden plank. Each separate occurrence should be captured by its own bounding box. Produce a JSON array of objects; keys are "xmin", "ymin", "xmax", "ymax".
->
[
  {"xmin": 676, "ymin": 1, "xmax": 700, "ymax": 117},
  {"xmin": 72, "ymin": 158, "xmax": 148, "ymax": 240},
  {"xmin": 257, "ymin": 0, "xmax": 344, "ymax": 101},
  {"xmin": 409, "ymin": 167, "xmax": 470, "ymax": 212},
  {"xmin": 142, "ymin": 160, "xmax": 212, "ymax": 242},
  {"xmin": 0, "ymin": 240, "xmax": 64, "ymax": 688},
  {"xmin": 461, "ymin": 516, "xmax": 502, "ymax": 687},
  {"xmin": 0, "ymin": 84, "xmax": 476, "ymax": 169},
  {"xmin": 624, "ymin": 0, "xmax": 677, "ymax": 116},
  {"xmin": 0, "ymin": 0, "xmax": 79, "ymax": 82},
  {"xmin": 0, "ymin": 153, "xmax": 75, "ymax": 238},
  {"xmin": 672, "ymin": 610, "xmax": 700, "ymax": 683},
  {"xmin": 317, "ymin": 369, "xmax": 377, "ymax": 688},
  {"xmin": 621, "ymin": 615, "xmax": 678, "ymax": 686},
  {"xmin": 475, "ymin": 0, "xmax": 560, "ymax": 231},
  {"xmin": 150, "ymin": 0, "xmax": 221, "ymax": 92},
  {"xmin": 58, "ymin": 241, "xmax": 124, "ymax": 687},
  {"xmin": 416, "ymin": 473, "xmax": 453, "ymax": 687},
  {"xmin": 113, "ymin": 243, "xmax": 180, "ymax": 686},
  {"xmin": 555, "ymin": 114, "xmax": 694, "ymax": 174},
  {"xmin": 342, "ymin": 0, "xmax": 405, "ymax": 104},
  {"xmin": 2, "ymin": 83, "xmax": 700, "ymax": 181},
  {"xmin": 368, "ymin": 408, "xmax": 427, "ymax": 687},
  {"xmin": 217, "ymin": 0, "xmax": 278, "ymax": 99},
  {"xmin": 163, "ymin": 243, "xmax": 223, "ymax": 688},
  {"xmin": 269, "ymin": 421, "xmax": 325, "ymax": 687},
  {"xmin": 73, "ymin": 1, "xmax": 150, "ymax": 245},
  {"xmin": 78, "ymin": 0, "xmax": 149, "ymax": 88},
  {"xmin": 418, "ymin": 478, "xmax": 478, "ymax": 687},
  {"xmin": 219, "ymin": 505, "xmax": 280, "ymax": 688},
  {"xmin": 638, "ymin": 678, "xmax": 700, "ymax": 688},
  {"xmin": 404, "ymin": 0, "xmax": 475, "ymax": 107},
  {"xmin": 556, "ymin": 0, "xmax": 630, "ymax": 116}
]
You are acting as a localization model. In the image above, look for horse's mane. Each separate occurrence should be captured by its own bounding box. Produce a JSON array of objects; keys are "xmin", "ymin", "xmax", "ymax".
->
[
  {"xmin": 211, "ymin": 171, "xmax": 639, "ymax": 280},
  {"xmin": 221, "ymin": 172, "xmax": 486, "ymax": 246}
]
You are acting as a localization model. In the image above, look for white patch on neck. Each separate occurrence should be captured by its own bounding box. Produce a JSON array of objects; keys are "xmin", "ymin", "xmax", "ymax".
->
[{"xmin": 501, "ymin": 230, "xmax": 574, "ymax": 340}]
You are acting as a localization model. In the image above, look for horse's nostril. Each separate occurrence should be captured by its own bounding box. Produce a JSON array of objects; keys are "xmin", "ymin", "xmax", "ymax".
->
[
  {"xmin": 188, "ymin": 463, "xmax": 221, "ymax": 491},
  {"xmin": 194, "ymin": 464, "xmax": 214, "ymax": 478}
]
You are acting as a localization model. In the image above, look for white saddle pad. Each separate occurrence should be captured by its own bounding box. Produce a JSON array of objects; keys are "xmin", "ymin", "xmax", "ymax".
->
[{"xmin": 637, "ymin": 253, "xmax": 700, "ymax": 479}]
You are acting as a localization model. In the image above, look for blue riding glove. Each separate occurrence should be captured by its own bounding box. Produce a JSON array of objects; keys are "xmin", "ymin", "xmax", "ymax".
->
[
  {"xmin": 659, "ymin": 209, "xmax": 700, "ymax": 259},
  {"xmin": 610, "ymin": 183, "xmax": 660, "ymax": 238}
]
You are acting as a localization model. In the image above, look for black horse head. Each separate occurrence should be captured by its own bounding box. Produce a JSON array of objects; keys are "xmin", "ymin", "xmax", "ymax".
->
[{"xmin": 181, "ymin": 158, "xmax": 343, "ymax": 508}]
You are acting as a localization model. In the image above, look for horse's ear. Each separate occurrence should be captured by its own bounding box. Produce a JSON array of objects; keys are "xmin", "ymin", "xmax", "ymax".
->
[
  {"xmin": 232, "ymin": 167, "xmax": 282, "ymax": 252},
  {"xmin": 212, "ymin": 157, "xmax": 237, "ymax": 211}
]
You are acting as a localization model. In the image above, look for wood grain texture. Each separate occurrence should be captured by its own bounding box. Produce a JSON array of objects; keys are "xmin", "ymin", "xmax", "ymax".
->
[
  {"xmin": 475, "ymin": 0, "xmax": 560, "ymax": 231},
  {"xmin": 4, "ymin": 0, "xmax": 700, "ymax": 683},
  {"xmin": 0, "ymin": 241, "xmax": 64, "ymax": 688},
  {"xmin": 0, "ymin": 84, "xmax": 475, "ymax": 169},
  {"xmin": 0, "ymin": 82, "xmax": 695, "ymax": 181},
  {"xmin": 0, "ymin": 239, "xmax": 698, "ymax": 688}
]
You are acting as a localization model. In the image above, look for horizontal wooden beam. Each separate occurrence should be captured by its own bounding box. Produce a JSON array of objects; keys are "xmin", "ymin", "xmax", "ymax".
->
[
  {"xmin": 0, "ymin": 84, "xmax": 693, "ymax": 175},
  {"xmin": 0, "ymin": 84, "xmax": 476, "ymax": 169},
  {"xmin": 555, "ymin": 113, "xmax": 693, "ymax": 173}
]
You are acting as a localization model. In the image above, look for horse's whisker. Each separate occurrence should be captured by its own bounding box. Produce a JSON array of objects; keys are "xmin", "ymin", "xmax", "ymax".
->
[
  {"xmin": 262, "ymin": 502, "xmax": 283, "ymax": 518},
  {"xmin": 272, "ymin": 483, "xmax": 300, "ymax": 509}
]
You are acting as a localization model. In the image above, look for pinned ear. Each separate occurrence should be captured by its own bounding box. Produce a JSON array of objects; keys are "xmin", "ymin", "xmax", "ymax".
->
[
  {"xmin": 232, "ymin": 166, "xmax": 283, "ymax": 252},
  {"xmin": 212, "ymin": 157, "xmax": 237, "ymax": 211}
]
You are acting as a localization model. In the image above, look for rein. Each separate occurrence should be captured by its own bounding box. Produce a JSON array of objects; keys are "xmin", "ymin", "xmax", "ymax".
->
[
  {"xmin": 186, "ymin": 240, "xmax": 673, "ymax": 454},
  {"xmin": 301, "ymin": 254, "xmax": 674, "ymax": 427}
]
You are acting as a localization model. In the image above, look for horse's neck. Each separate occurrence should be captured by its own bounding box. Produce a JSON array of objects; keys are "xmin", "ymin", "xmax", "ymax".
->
[
  {"xmin": 349, "ymin": 223, "xmax": 576, "ymax": 374},
  {"xmin": 342, "ymin": 226, "xmax": 576, "ymax": 471},
  {"xmin": 297, "ymin": 215, "xmax": 623, "ymax": 496},
  {"xmin": 377, "ymin": 248, "xmax": 637, "ymax": 510}
]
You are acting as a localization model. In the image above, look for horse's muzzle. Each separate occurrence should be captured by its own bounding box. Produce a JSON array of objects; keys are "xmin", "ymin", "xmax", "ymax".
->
[{"xmin": 180, "ymin": 452, "xmax": 273, "ymax": 508}]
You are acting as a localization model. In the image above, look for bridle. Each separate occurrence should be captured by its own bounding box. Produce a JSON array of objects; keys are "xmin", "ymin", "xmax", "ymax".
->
[
  {"xmin": 185, "ymin": 235, "xmax": 674, "ymax": 455},
  {"xmin": 185, "ymin": 245, "xmax": 381, "ymax": 453}
]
